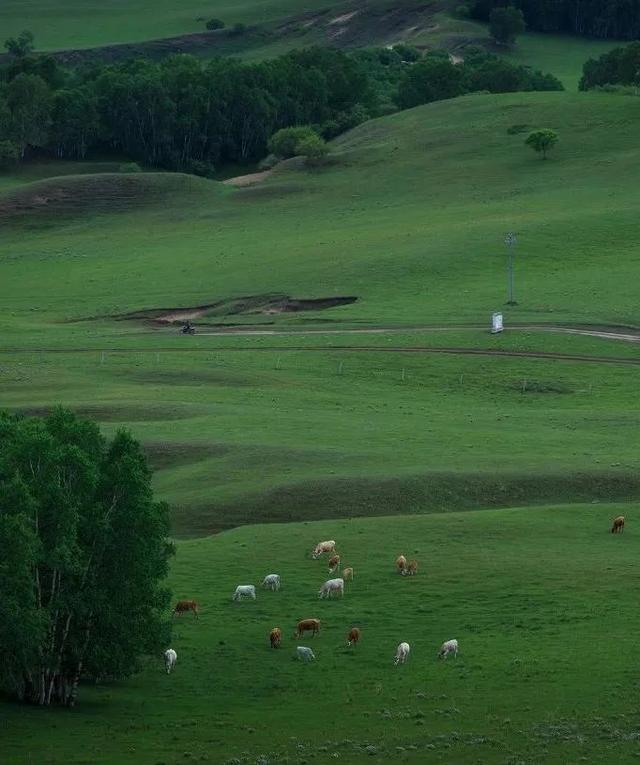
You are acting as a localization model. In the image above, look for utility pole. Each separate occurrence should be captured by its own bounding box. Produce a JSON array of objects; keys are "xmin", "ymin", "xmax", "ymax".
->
[{"xmin": 505, "ymin": 232, "xmax": 517, "ymax": 305}]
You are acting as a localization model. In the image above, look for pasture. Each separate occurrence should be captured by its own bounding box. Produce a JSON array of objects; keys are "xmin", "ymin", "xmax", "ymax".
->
[{"xmin": 3, "ymin": 504, "xmax": 640, "ymax": 764}]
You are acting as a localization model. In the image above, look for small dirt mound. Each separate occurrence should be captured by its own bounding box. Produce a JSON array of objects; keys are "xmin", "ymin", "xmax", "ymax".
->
[{"xmin": 115, "ymin": 294, "xmax": 358, "ymax": 324}]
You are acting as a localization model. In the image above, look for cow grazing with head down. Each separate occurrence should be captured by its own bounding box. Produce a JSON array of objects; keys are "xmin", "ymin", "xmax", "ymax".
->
[
  {"xmin": 295, "ymin": 618, "xmax": 321, "ymax": 639},
  {"xmin": 297, "ymin": 646, "xmax": 316, "ymax": 662},
  {"xmin": 233, "ymin": 585, "xmax": 256, "ymax": 601},
  {"xmin": 319, "ymin": 578, "xmax": 344, "ymax": 599},
  {"xmin": 262, "ymin": 574, "xmax": 281, "ymax": 591},
  {"xmin": 394, "ymin": 642, "xmax": 410, "ymax": 665},
  {"xmin": 612, "ymin": 516, "xmax": 625, "ymax": 534},
  {"xmin": 396, "ymin": 555, "xmax": 407, "ymax": 574},
  {"xmin": 342, "ymin": 567, "xmax": 354, "ymax": 581},
  {"xmin": 174, "ymin": 600, "xmax": 198, "ymax": 618},
  {"xmin": 438, "ymin": 639, "xmax": 459, "ymax": 659},
  {"xmin": 312, "ymin": 540, "xmax": 336, "ymax": 559},
  {"xmin": 164, "ymin": 648, "xmax": 177, "ymax": 674},
  {"xmin": 328, "ymin": 554, "xmax": 340, "ymax": 573},
  {"xmin": 402, "ymin": 560, "xmax": 418, "ymax": 577},
  {"xmin": 347, "ymin": 627, "xmax": 361, "ymax": 647},
  {"xmin": 270, "ymin": 627, "xmax": 282, "ymax": 648}
]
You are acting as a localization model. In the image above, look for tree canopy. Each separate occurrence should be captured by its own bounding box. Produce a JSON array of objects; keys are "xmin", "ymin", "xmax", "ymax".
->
[
  {"xmin": 489, "ymin": 6, "xmax": 526, "ymax": 45},
  {"xmin": 470, "ymin": 0, "xmax": 640, "ymax": 40},
  {"xmin": 525, "ymin": 128, "xmax": 558, "ymax": 159},
  {"xmin": 0, "ymin": 409, "xmax": 173, "ymax": 706},
  {"xmin": 580, "ymin": 42, "xmax": 640, "ymax": 90}
]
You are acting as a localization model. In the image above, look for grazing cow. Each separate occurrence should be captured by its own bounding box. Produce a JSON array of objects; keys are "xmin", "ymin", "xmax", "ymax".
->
[
  {"xmin": 328, "ymin": 554, "xmax": 341, "ymax": 573},
  {"xmin": 438, "ymin": 639, "xmax": 459, "ymax": 660},
  {"xmin": 318, "ymin": 578, "xmax": 344, "ymax": 599},
  {"xmin": 173, "ymin": 600, "xmax": 198, "ymax": 618},
  {"xmin": 312, "ymin": 540, "xmax": 336, "ymax": 559},
  {"xmin": 394, "ymin": 642, "xmax": 410, "ymax": 665},
  {"xmin": 270, "ymin": 627, "xmax": 282, "ymax": 649},
  {"xmin": 164, "ymin": 648, "xmax": 177, "ymax": 674},
  {"xmin": 262, "ymin": 574, "xmax": 281, "ymax": 591},
  {"xmin": 347, "ymin": 627, "xmax": 361, "ymax": 647},
  {"xmin": 611, "ymin": 516, "xmax": 625, "ymax": 534},
  {"xmin": 297, "ymin": 646, "xmax": 316, "ymax": 662},
  {"xmin": 402, "ymin": 560, "xmax": 418, "ymax": 577},
  {"xmin": 233, "ymin": 584, "xmax": 256, "ymax": 601},
  {"xmin": 396, "ymin": 555, "xmax": 407, "ymax": 574},
  {"xmin": 342, "ymin": 567, "xmax": 354, "ymax": 581},
  {"xmin": 294, "ymin": 618, "xmax": 321, "ymax": 639}
]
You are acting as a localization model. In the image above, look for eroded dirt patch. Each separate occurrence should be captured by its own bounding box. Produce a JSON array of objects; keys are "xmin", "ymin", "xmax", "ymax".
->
[{"xmin": 114, "ymin": 294, "xmax": 358, "ymax": 324}]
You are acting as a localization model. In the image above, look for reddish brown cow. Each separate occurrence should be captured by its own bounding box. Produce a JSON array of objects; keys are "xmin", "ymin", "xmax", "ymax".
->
[
  {"xmin": 396, "ymin": 555, "xmax": 407, "ymax": 574},
  {"xmin": 612, "ymin": 516, "xmax": 625, "ymax": 534},
  {"xmin": 347, "ymin": 627, "xmax": 361, "ymax": 647},
  {"xmin": 174, "ymin": 600, "xmax": 199, "ymax": 618},
  {"xmin": 328, "ymin": 554, "xmax": 340, "ymax": 573},
  {"xmin": 294, "ymin": 618, "xmax": 321, "ymax": 639},
  {"xmin": 270, "ymin": 627, "xmax": 282, "ymax": 648}
]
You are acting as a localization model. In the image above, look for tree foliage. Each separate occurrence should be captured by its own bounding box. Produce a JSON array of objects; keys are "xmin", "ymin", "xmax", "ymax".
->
[
  {"xmin": 0, "ymin": 409, "xmax": 173, "ymax": 706},
  {"xmin": 470, "ymin": 0, "xmax": 640, "ymax": 39},
  {"xmin": 0, "ymin": 45, "xmax": 561, "ymax": 172},
  {"xmin": 4, "ymin": 30, "xmax": 34, "ymax": 58},
  {"xmin": 525, "ymin": 128, "xmax": 558, "ymax": 159},
  {"xmin": 489, "ymin": 6, "xmax": 526, "ymax": 45},
  {"xmin": 206, "ymin": 18, "xmax": 225, "ymax": 31},
  {"xmin": 268, "ymin": 126, "xmax": 320, "ymax": 158},
  {"xmin": 580, "ymin": 42, "xmax": 640, "ymax": 90}
]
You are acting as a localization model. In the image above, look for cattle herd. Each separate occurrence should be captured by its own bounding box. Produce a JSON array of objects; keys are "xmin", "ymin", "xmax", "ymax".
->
[{"xmin": 164, "ymin": 538, "xmax": 459, "ymax": 675}]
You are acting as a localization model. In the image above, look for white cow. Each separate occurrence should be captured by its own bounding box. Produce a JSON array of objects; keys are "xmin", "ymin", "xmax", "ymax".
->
[
  {"xmin": 394, "ymin": 642, "xmax": 410, "ymax": 665},
  {"xmin": 164, "ymin": 648, "xmax": 177, "ymax": 674},
  {"xmin": 297, "ymin": 646, "xmax": 316, "ymax": 662},
  {"xmin": 318, "ymin": 578, "xmax": 344, "ymax": 598},
  {"xmin": 262, "ymin": 574, "xmax": 281, "ymax": 591},
  {"xmin": 233, "ymin": 584, "xmax": 256, "ymax": 601},
  {"xmin": 312, "ymin": 540, "xmax": 336, "ymax": 559},
  {"xmin": 438, "ymin": 639, "xmax": 459, "ymax": 659}
]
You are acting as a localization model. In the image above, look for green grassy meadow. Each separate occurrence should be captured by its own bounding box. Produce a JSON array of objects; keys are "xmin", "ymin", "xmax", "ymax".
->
[
  {"xmin": 3, "ymin": 505, "xmax": 640, "ymax": 764},
  {"xmin": 1, "ymin": 21, "xmax": 640, "ymax": 762}
]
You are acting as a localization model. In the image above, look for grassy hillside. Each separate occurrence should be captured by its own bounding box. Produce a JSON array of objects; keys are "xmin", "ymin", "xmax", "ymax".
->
[
  {"xmin": 2, "ymin": 92, "xmax": 639, "ymax": 533},
  {"xmin": 4, "ymin": 505, "xmax": 640, "ymax": 764},
  {"xmin": 3, "ymin": 93, "xmax": 640, "ymax": 331}
]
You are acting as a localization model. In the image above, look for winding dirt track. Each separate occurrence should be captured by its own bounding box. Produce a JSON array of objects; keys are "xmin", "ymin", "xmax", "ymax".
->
[{"xmin": 2, "ymin": 325, "xmax": 639, "ymax": 365}]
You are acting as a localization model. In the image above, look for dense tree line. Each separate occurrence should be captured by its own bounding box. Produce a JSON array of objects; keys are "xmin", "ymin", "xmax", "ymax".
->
[
  {"xmin": 0, "ymin": 44, "xmax": 562, "ymax": 174},
  {"xmin": 579, "ymin": 42, "xmax": 640, "ymax": 90},
  {"xmin": 0, "ymin": 409, "xmax": 173, "ymax": 706},
  {"xmin": 469, "ymin": 0, "xmax": 640, "ymax": 39},
  {"xmin": 397, "ymin": 49, "xmax": 562, "ymax": 109}
]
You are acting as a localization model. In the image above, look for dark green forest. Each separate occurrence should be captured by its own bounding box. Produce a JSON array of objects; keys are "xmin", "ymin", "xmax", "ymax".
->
[
  {"xmin": 0, "ymin": 46, "xmax": 562, "ymax": 174},
  {"xmin": 470, "ymin": 0, "xmax": 640, "ymax": 39}
]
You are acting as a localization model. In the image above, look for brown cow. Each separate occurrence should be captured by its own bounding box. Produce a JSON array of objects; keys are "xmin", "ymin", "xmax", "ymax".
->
[
  {"xmin": 294, "ymin": 618, "xmax": 321, "ymax": 639},
  {"xmin": 270, "ymin": 627, "xmax": 282, "ymax": 648},
  {"xmin": 347, "ymin": 627, "xmax": 361, "ymax": 647},
  {"xmin": 396, "ymin": 555, "xmax": 407, "ymax": 574},
  {"xmin": 402, "ymin": 560, "xmax": 418, "ymax": 577},
  {"xmin": 328, "ymin": 554, "xmax": 340, "ymax": 573},
  {"xmin": 174, "ymin": 600, "xmax": 199, "ymax": 618},
  {"xmin": 612, "ymin": 516, "xmax": 625, "ymax": 534}
]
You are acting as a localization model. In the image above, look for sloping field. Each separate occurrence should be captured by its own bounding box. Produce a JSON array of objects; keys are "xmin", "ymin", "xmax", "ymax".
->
[
  {"xmin": 2, "ymin": 91, "xmax": 639, "ymax": 533},
  {"xmin": 3, "ymin": 505, "xmax": 640, "ymax": 764}
]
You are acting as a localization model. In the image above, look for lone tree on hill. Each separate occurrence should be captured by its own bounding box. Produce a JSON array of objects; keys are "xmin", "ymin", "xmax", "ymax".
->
[
  {"xmin": 0, "ymin": 408, "xmax": 173, "ymax": 706},
  {"xmin": 489, "ymin": 7, "xmax": 525, "ymax": 46},
  {"xmin": 4, "ymin": 30, "xmax": 35, "ymax": 57},
  {"xmin": 206, "ymin": 18, "xmax": 225, "ymax": 30},
  {"xmin": 525, "ymin": 129, "xmax": 558, "ymax": 159}
]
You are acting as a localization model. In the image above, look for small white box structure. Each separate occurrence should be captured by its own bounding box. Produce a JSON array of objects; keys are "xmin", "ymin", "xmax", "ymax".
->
[{"xmin": 491, "ymin": 312, "xmax": 504, "ymax": 334}]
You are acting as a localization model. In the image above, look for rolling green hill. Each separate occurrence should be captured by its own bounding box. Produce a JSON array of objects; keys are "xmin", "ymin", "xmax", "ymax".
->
[{"xmin": 1, "ymin": 91, "xmax": 639, "ymax": 534}]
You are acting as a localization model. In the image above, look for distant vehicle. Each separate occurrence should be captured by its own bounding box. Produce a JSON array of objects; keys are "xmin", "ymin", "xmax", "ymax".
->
[{"xmin": 180, "ymin": 321, "xmax": 195, "ymax": 335}]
